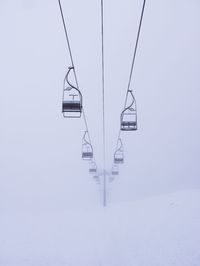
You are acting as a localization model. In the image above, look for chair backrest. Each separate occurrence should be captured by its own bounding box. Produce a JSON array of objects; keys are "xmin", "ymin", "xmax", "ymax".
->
[{"xmin": 62, "ymin": 67, "xmax": 83, "ymax": 118}]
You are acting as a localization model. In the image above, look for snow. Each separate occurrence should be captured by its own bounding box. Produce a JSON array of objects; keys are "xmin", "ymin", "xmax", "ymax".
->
[{"xmin": 1, "ymin": 189, "xmax": 200, "ymax": 266}]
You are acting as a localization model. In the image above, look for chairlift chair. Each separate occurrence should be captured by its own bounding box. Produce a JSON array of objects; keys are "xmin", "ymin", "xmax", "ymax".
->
[
  {"xmin": 109, "ymin": 175, "xmax": 115, "ymax": 182},
  {"xmin": 114, "ymin": 151, "xmax": 124, "ymax": 164},
  {"xmin": 93, "ymin": 174, "xmax": 100, "ymax": 184},
  {"xmin": 112, "ymin": 165, "xmax": 119, "ymax": 176},
  {"xmin": 89, "ymin": 162, "xmax": 97, "ymax": 174},
  {"xmin": 121, "ymin": 90, "xmax": 137, "ymax": 131},
  {"xmin": 62, "ymin": 67, "xmax": 83, "ymax": 118},
  {"xmin": 114, "ymin": 138, "xmax": 124, "ymax": 164},
  {"xmin": 82, "ymin": 131, "xmax": 93, "ymax": 160}
]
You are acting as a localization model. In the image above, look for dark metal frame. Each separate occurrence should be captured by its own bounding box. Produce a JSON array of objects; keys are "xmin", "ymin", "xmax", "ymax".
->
[
  {"xmin": 89, "ymin": 161, "xmax": 97, "ymax": 173},
  {"xmin": 62, "ymin": 66, "xmax": 83, "ymax": 118},
  {"xmin": 112, "ymin": 164, "xmax": 119, "ymax": 176},
  {"xmin": 114, "ymin": 138, "xmax": 124, "ymax": 164},
  {"xmin": 82, "ymin": 131, "xmax": 93, "ymax": 160},
  {"xmin": 121, "ymin": 90, "xmax": 137, "ymax": 131}
]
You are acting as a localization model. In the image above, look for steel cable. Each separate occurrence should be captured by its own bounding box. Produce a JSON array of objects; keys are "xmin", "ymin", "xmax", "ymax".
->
[
  {"xmin": 100, "ymin": 0, "xmax": 107, "ymax": 206},
  {"xmin": 114, "ymin": 0, "xmax": 147, "ymax": 152},
  {"xmin": 58, "ymin": 0, "xmax": 96, "ymax": 161}
]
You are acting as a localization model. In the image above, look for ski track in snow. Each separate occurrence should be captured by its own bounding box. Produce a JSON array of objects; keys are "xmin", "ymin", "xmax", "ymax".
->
[{"xmin": 1, "ymin": 189, "xmax": 200, "ymax": 266}]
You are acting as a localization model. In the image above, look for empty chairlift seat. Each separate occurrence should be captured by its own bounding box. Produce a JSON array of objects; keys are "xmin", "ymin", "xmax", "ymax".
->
[
  {"xmin": 62, "ymin": 66, "xmax": 82, "ymax": 118},
  {"xmin": 121, "ymin": 90, "xmax": 137, "ymax": 131},
  {"xmin": 112, "ymin": 165, "xmax": 119, "ymax": 176},
  {"xmin": 82, "ymin": 146, "xmax": 93, "ymax": 160},
  {"xmin": 114, "ymin": 151, "xmax": 124, "ymax": 164},
  {"xmin": 82, "ymin": 131, "xmax": 93, "ymax": 160},
  {"xmin": 93, "ymin": 174, "xmax": 100, "ymax": 184},
  {"xmin": 114, "ymin": 138, "xmax": 124, "ymax": 164},
  {"xmin": 89, "ymin": 162, "xmax": 97, "ymax": 174},
  {"xmin": 109, "ymin": 175, "xmax": 115, "ymax": 182}
]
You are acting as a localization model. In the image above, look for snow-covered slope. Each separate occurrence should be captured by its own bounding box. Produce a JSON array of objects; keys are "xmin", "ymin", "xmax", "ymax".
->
[{"xmin": 1, "ymin": 190, "xmax": 200, "ymax": 266}]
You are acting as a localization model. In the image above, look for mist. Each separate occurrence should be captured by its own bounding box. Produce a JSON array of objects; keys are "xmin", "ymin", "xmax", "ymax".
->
[{"xmin": 0, "ymin": 0, "xmax": 200, "ymax": 265}]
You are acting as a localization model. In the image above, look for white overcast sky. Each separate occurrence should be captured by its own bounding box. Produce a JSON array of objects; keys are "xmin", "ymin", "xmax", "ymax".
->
[{"xmin": 0, "ymin": 0, "xmax": 200, "ymax": 210}]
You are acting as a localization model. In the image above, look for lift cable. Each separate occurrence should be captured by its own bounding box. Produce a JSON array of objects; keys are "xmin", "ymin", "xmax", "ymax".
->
[
  {"xmin": 114, "ymin": 0, "xmax": 147, "ymax": 151},
  {"xmin": 100, "ymin": 0, "xmax": 107, "ymax": 206},
  {"xmin": 125, "ymin": 0, "xmax": 146, "ymax": 103},
  {"xmin": 58, "ymin": 0, "xmax": 96, "ymax": 161}
]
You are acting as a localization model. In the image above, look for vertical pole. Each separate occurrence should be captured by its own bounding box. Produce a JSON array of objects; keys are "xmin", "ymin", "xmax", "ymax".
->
[
  {"xmin": 103, "ymin": 170, "xmax": 106, "ymax": 207},
  {"xmin": 101, "ymin": 0, "xmax": 107, "ymax": 207}
]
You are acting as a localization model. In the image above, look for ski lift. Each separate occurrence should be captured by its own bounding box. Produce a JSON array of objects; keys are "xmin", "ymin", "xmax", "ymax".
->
[
  {"xmin": 121, "ymin": 90, "xmax": 137, "ymax": 131},
  {"xmin": 62, "ymin": 66, "xmax": 83, "ymax": 118},
  {"xmin": 109, "ymin": 175, "xmax": 115, "ymax": 182},
  {"xmin": 114, "ymin": 138, "xmax": 124, "ymax": 164},
  {"xmin": 89, "ymin": 161, "xmax": 97, "ymax": 174},
  {"xmin": 93, "ymin": 173, "xmax": 100, "ymax": 184},
  {"xmin": 82, "ymin": 131, "xmax": 93, "ymax": 160},
  {"xmin": 111, "ymin": 165, "xmax": 119, "ymax": 176}
]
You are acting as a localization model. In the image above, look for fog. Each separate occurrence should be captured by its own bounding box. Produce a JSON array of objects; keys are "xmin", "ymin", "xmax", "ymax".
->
[
  {"xmin": 1, "ymin": 1, "xmax": 200, "ymax": 265},
  {"xmin": 0, "ymin": 0, "xmax": 200, "ymax": 223}
]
